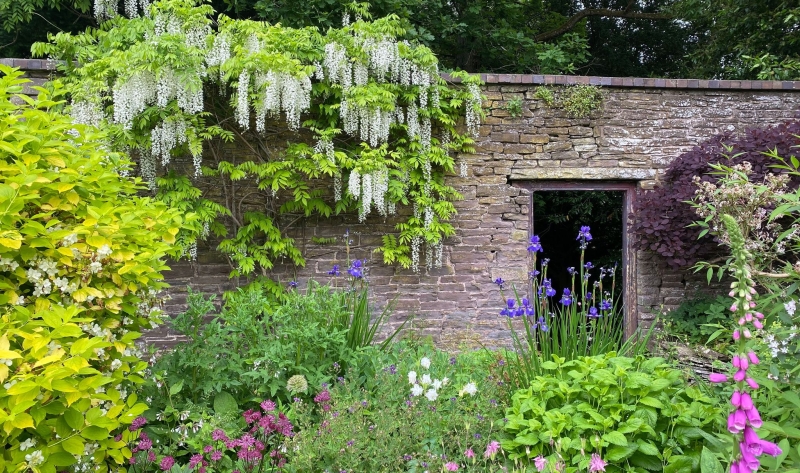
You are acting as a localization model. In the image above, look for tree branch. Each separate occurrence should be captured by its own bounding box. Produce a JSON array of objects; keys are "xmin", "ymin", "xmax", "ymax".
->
[{"xmin": 534, "ymin": 8, "xmax": 673, "ymax": 42}]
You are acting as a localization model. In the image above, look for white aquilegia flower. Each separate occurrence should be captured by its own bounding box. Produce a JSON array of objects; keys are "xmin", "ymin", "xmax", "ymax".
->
[
  {"xmin": 442, "ymin": 377, "xmax": 449, "ymax": 386},
  {"xmin": 425, "ymin": 388, "xmax": 438, "ymax": 402},
  {"xmin": 459, "ymin": 382, "xmax": 478, "ymax": 397},
  {"xmin": 408, "ymin": 370, "xmax": 417, "ymax": 385},
  {"xmin": 410, "ymin": 384, "xmax": 423, "ymax": 397},
  {"xmin": 420, "ymin": 374, "xmax": 432, "ymax": 387},
  {"xmin": 432, "ymin": 379, "xmax": 442, "ymax": 390},
  {"xmin": 785, "ymin": 300, "xmax": 796, "ymax": 316},
  {"xmin": 420, "ymin": 357, "xmax": 431, "ymax": 369}
]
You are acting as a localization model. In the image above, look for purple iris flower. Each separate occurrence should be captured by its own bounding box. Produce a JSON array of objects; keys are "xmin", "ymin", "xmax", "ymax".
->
[
  {"xmin": 560, "ymin": 288, "xmax": 572, "ymax": 306},
  {"xmin": 494, "ymin": 277, "xmax": 505, "ymax": 287},
  {"xmin": 567, "ymin": 267, "xmax": 577, "ymax": 275},
  {"xmin": 348, "ymin": 260, "xmax": 364, "ymax": 279},
  {"xmin": 584, "ymin": 262, "xmax": 594, "ymax": 270},
  {"xmin": 500, "ymin": 299, "xmax": 517, "ymax": 317},
  {"xmin": 328, "ymin": 264, "xmax": 341, "ymax": 276},
  {"xmin": 538, "ymin": 316, "xmax": 549, "ymax": 332},
  {"xmin": 541, "ymin": 258, "xmax": 550, "ymax": 267},
  {"xmin": 288, "ymin": 281, "xmax": 298, "ymax": 288},
  {"xmin": 587, "ymin": 307, "xmax": 600, "ymax": 318},
  {"xmin": 577, "ymin": 226, "xmax": 592, "ymax": 249},
  {"xmin": 527, "ymin": 235, "xmax": 543, "ymax": 253},
  {"xmin": 520, "ymin": 298, "xmax": 535, "ymax": 316},
  {"xmin": 601, "ymin": 299, "xmax": 613, "ymax": 311}
]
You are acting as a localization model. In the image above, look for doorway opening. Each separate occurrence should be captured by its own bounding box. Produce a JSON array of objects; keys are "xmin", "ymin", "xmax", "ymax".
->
[{"xmin": 518, "ymin": 181, "xmax": 638, "ymax": 339}]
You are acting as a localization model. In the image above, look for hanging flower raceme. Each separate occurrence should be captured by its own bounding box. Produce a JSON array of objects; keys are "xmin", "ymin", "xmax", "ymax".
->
[{"xmin": 710, "ymin": 215, "xmax": 781, "ymax": 473}]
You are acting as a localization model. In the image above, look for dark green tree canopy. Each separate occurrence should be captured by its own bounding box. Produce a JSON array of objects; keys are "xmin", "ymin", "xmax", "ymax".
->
[{"xmin": 2, "ymin": 0, "xmax": 798, "ymax": 78}]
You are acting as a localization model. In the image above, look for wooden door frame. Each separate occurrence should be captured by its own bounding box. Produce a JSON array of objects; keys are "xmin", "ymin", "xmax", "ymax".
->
[{"xmin": 514, "ymin": 180, "xmax": 639, "ymax": 339}]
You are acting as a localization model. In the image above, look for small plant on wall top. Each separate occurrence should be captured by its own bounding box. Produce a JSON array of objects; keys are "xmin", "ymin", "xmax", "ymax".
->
[
  {"xmin": 504, "ymin": 98, "xmax": 523, "ymax": 118},
  {"xmin": 533, "ymin": 85, "xmax": 603, "ymax": 118}
]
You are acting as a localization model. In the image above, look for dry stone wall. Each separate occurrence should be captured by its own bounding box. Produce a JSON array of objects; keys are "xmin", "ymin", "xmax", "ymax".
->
[{"xmin": 6, "ymin": 59, "xmax": 800, "ymax": 348}]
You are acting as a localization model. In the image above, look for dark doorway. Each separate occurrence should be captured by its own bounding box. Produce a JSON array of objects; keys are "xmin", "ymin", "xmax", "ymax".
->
[
  {"xmin": 533, "ymin": 190, "xmax": 624, "ymax": 296},
  {"xmin": 517, "ymin": 181, "xmax": 638, "ymax": 339}
]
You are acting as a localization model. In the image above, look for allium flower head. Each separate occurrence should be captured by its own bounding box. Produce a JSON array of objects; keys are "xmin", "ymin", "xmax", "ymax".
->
[{"xmin": 286, "ymin": 374, "xmax": 308, "ymax": 394}]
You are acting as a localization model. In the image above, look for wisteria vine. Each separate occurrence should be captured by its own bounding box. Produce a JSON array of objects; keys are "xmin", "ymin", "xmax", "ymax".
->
[{"xmin": 35, "ymin": 0, "xmax": 483, "ymax": 274}]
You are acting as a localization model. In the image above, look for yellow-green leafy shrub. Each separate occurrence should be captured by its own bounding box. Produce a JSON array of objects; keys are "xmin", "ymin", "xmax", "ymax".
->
[{"xmin": 0, "ymin": 66, "xmax": 185, "ymax": 473}]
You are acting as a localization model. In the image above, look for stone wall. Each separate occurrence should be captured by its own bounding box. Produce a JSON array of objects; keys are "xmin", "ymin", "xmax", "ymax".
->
[{"xmin": 6, "ymin": 59, "xmax": 800, "ymax": 348}]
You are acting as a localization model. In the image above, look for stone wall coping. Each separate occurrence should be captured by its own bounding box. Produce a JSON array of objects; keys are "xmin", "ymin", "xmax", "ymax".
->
[
  {"xmin": 4, "ymin": 57, "xmax": 800, "ymax": 91},
  {"xmin": 445, "ymin": 73, "xmax": 800, "ymax": 91}
]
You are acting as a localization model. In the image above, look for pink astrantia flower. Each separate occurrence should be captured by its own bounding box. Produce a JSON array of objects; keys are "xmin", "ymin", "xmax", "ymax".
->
[
  {"xmin": 534, "ymin": 455, "xmax": 548, "ymax": 471},
  {"xmin": 588, "ymin": 453, "xmax": 607, "ymax": 472},
  {"xmin": 445, "ymin": 462, "xmax": 459, "ymax": 471},
  {"xmin": 484, "ymin": 440, "xmax": 500, "ymax": 458},
  {"xmin": 159, "ymin": 456, "xmax": 175, "ymax": 471}
]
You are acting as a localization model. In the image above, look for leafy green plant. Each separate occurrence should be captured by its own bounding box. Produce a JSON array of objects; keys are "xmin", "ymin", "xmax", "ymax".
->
[
  {"xmin": 504, "ymin": 98, "xmax": 523, "ymax": 118},
  {"xmin": 533, "ymin": 86, "xmax": 555, "ymax": 106},
  {"xmin": 561, "ymin": 85, "xmax": 604, "ymax": 118},
  {"xmin": 662, "ymin": 295, "xmax": 734, "ymax": 349},
  {"xmin": 532, "ymin": 85, "xmax": 603, "ymax": 118},
  {"xmin": 287, "ymin": 343, "xmax": 510, "ymax": 472},
  {"xmin": 501, "ymin": 353, "xmax": 726, "ymax": 472},
  {"xmin": 0, "ymin": 66, "xmax": 185, "ymax": 473}
]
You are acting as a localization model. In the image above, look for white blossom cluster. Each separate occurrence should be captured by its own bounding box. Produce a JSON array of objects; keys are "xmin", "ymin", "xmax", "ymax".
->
[
  {"xmin": 349, "ymin": 168, "xmax": 391, "ymax": 221},
  {"xmin": 0, "ymin": 257, "xmax": 19, "ymax": 272},
  {"xmin": 25, "ymin": 258, "xmax": 60, "ymax": 297},
  {"xmin": 93, "ymin": 0, "xmax": 117, "ymax": 21},
  {"xmin": 206, "ymin": 34, "xmax": 231, "ymax": 82},
  {"xmin": 465, "ymin": 82, "xmax": 482, "ymax": 138},
  {"xmin": 112, "ymin": 72, "xmax": 156, "ymax": 129},
  {"xmin": 254, "ymin": 71, "xmax": 312, "ymax": 131},
  {"xmin": 411, "ymin": 235, "xmax": 420, "ymax": 273},
  {"xmin": 407, "ymin": 359, "xmax": 448, "ymax": 402},
  {"xmin": 70, "ymin": 101, "xmax": 104, "ymax": 128},
  {"xmin": 73, "ymin": 442, "xmax": 100, "ymax": 473},
  {"xmin": 124, "ymin": 0, "xmax": 150, "ymax": 18},
  {"xmin": 236, "ymin": 70, "xmax": 251, "ymax": 129},
  {"xmin": 24, "ymin": 450, "xmax": 44, "ymax": 468},
  {"xmin": 151, "ymin": 117, "xmax": 188, "ymax": 166},
  {"xmin": 139, "ymin": 149, "xmax": 157, "ymax": 190},
  {"xmin": 333, "ymin": 174, "xmax": 342, "ymax": 202},
  {"xmin": 314, "ymin": 138, "xmax": 335, "ymax": 163},
  {"xmin": 340, "ymin": 101, "xmax": 396, "ymax": 147}
]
